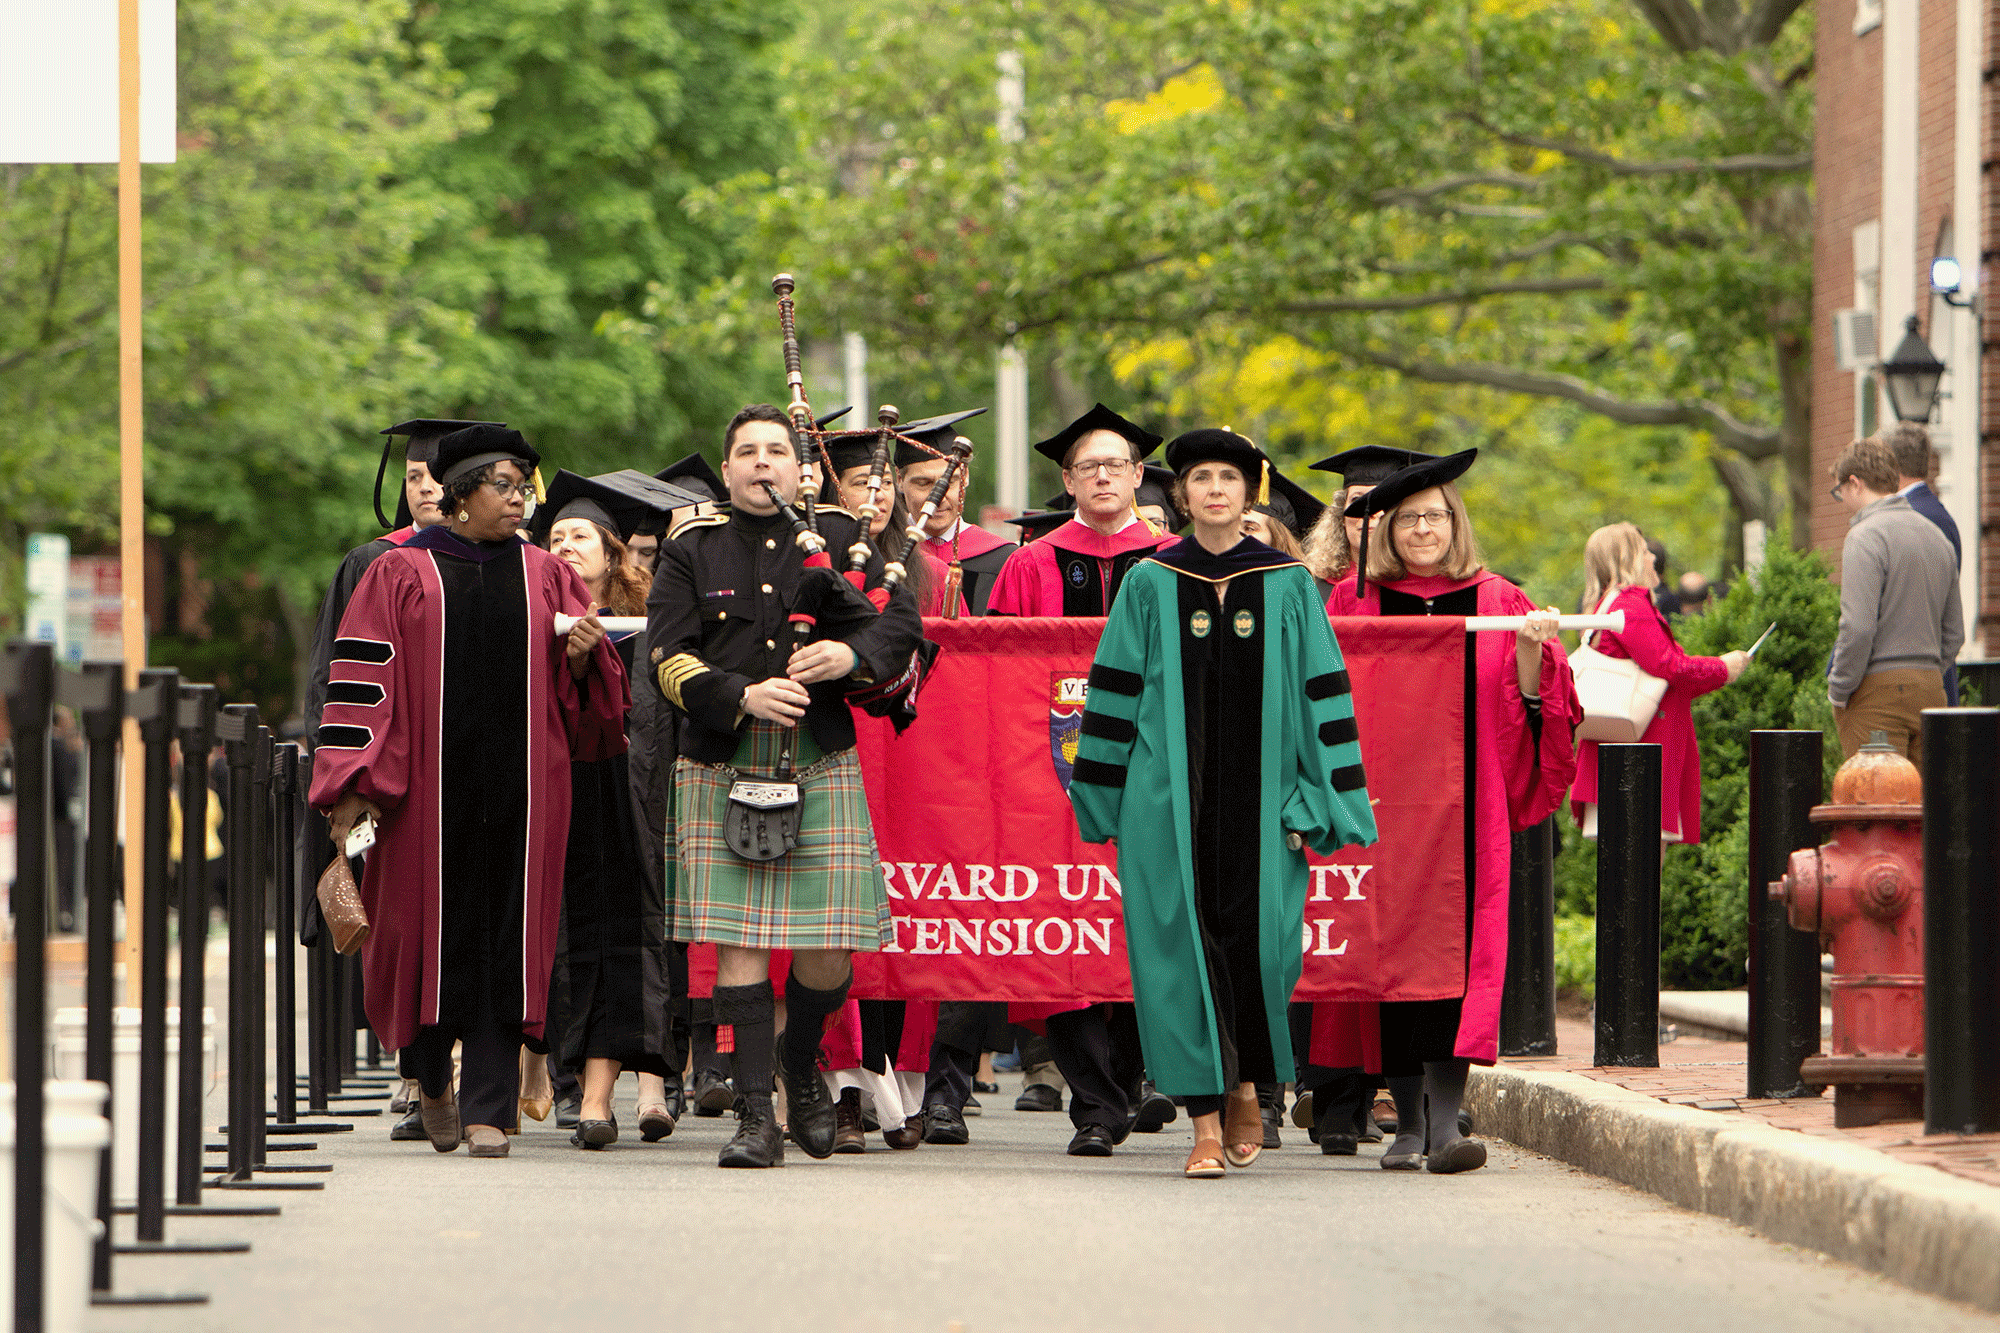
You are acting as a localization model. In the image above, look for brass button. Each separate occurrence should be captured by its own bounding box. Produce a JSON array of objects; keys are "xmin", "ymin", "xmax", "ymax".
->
[
  {"xmin": 765, "ymin": 639, "xmax": 776, "ymax": 650},
  {"xmin": 760, "ymin": 583, "xmax": 773, "ymax": 593},
  {"xmin": 765, "ymin": 539, "xmax": 777, "ymax": 549}
]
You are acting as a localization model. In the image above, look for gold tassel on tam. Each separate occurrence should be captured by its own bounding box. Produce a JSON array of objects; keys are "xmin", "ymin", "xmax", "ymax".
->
[{"xmin": 1257, "ymin": 460, "xmax": 1271, "ymax": 507}]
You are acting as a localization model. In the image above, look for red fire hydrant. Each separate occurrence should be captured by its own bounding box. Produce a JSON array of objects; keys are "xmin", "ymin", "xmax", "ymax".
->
[{"xmin": 1768, "ymin": 734, "xmax": 1925, "ymax": 1127}]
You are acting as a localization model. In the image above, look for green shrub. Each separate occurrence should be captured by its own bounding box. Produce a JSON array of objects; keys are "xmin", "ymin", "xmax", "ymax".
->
[{"xmin": 1554, "ymin": 915, "xmax": 1596, "ymax": 996}]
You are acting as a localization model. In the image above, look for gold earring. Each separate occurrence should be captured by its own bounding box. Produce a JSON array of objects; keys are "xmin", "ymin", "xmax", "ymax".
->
[{"xmin": 456, "ymin": 509, "xmax": 470, "ymax": 523}]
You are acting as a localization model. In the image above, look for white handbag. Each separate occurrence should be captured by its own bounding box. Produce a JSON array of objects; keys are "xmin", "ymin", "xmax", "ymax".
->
[{"xmin": 1568, "ymin": 590, "xmax": 1668, "ymax": 743}]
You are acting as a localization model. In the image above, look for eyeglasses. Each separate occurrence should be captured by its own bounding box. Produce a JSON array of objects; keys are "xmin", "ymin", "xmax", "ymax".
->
[
  {"xmin": 484, "ymin": 478, "xmax": 530, "ymax": 500},
  {"xmin": 1391, "ymin": 508, "xmax": 1453, "ymax": 530},
  {"xmin": 1828, "ymin": 476, "xmax": 1848, "ymax": 501},
  {"xmin": 1068, "ymin": 459, "xmax": 1134, "ymax": 478}
]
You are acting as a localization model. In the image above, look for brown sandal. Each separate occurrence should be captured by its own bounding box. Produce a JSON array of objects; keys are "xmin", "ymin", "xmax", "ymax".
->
[
  {"xmin": 1223, "ymin": 1088, "xmax": 1262, "ymax": 1168},
  {"xmin": 1185, "ymin": 1138, "xmax": 1226, "ymax": 1179}
]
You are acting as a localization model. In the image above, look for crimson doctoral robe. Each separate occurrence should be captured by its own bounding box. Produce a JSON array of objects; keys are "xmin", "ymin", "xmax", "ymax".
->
[
  {"xmin": 306, "ymin": 527, "xmax": 627, "ymax": 1051},
  {"xmin": 983, "ymin": 516, "xmax": 1171, "ymax": 618},
  {"xmin": 1312, "ymin": 570, "xmax": 1578, "ymax": 1066}
]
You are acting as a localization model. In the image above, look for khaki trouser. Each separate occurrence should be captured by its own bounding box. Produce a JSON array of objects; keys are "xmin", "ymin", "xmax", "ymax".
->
[{"xmin": 1834, "ymin": 668, "xmax": 1947, "ymax": 770}]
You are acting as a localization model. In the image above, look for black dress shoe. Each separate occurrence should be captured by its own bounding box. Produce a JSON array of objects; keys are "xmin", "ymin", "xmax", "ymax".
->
[
  {"xmin": 780, "ymin": 1062, "xmax": 838, "ymax": 1160},
  {"xmin": 1354, "ymin": 1101, "xmax": 1383, "ymax": 1143},
  {"xmin": 554, "ymin": 1092, "xmax": 582, "ymax": 1130},
  {"xmin": 661, "ymin": 1083, "xmax": 688, "ymax": 1124},
  {"xmin": 973, "ymin": 1080, "xmax": 999, "ymax": 1095},
  {"xmin": 963, "ymin": 1094, "xmax": 982, "ymax": 1117},
  {"xmin": 389, "ymin": 1106, "xmax": 427, "ymax": 1141},
  {"xmin": 1130, "ymin": 1081, "xmax": 1177, "ymax": 1134},
  {"xmin": 1015, "ymin": 1083, "xmax": 1063, "ymax": 1113},
  {"xmin": 1066, "ymin": 1124, "xmax": 1116, "ymax": 1157},
  {"xmin": 1260, "ymin": 1102, "xmax": 1282, "ymax": 1150},
  {"xmin": 691, "ymin": 1069, "xmax": 733, "ymax": 1117},
  {"xmin": 1319, "ymin": 1132, "xmax": 1359, "ymax": 1156},
  {"xmin": 718, "ymin": 1107, "xmax": 784, "ymax": 1168},
  {"xmin": 920, "ymin": 1103, "xmax": 969, "ymax": 1145},
  {"xmin": 571, "ymin": 1117, "xmax": 618, "ymax": 1149}
]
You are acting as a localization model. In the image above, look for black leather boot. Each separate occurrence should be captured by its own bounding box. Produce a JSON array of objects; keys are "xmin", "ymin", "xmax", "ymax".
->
[{"xmin": 718, "ymin": 1101, "xmax": 785, "ymax": 1168}]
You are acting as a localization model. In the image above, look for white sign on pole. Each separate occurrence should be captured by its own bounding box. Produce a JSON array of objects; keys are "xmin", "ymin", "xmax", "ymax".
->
[
  {"xmin": 24, "ymin": 532, "xmax": 71, "ymax": 655},
  {"xmin": 0, "ymin": 0, "xmax": 177, "ymax": 164}
]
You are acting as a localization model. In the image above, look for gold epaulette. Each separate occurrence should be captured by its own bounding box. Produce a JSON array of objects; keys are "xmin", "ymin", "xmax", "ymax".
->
[
  {"xmin": 667, "ymin": 503, "xmax": 727, "ymax": 540},
  {"xmin": 816, "ymin": 502, "xmax": 860, "ymax": 521}
]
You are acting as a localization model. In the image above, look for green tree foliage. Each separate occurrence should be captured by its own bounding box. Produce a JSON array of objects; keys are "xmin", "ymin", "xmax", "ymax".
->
[
  {"xmin": 736, "ymin": 0, "xmax": 1813, "ymax": 535},
  {"xmin": 403, "ymin": 0, "xmax": 796, "ymax": 474}
]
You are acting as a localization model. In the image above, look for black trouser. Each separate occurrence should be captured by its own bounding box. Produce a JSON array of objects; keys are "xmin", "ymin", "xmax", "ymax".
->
[
  {"xmin": 925, "ymin": 1001, "xmax": 1004, "ymax": 1110},
  {"xmin": 1046, "ymin": 1002, "xmax": 1143, "ymax": 1131},
  {"xmin": 404, "ymin": 1017, "xmax": 521, "ymax": 1131}
]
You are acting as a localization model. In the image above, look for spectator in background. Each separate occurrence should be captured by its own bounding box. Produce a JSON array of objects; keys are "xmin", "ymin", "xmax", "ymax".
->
[
  {"xmin": 1570, "ymin": 524, "xmax": 1746, "ymax": 845},
  {"xmin": 1883, "ymin": 422, "xmax": 1961, "ymax": 703},
  {"xmin": 1826, "ymin": 436, "xmax": 1962, "ymax": 767},
  {"xmin": 1675, "ymin": 571, "xmax": 1712, "ymax": 615},
  {"xmin": 1647, "ymin": 538, "xmax": 1681, "ymax": 616}
]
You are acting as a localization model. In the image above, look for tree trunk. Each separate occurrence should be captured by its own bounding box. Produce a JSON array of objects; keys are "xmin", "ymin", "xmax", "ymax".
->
[{"xmin": 274, "ymin": 580, "xmax": 318, "ymax": 735}]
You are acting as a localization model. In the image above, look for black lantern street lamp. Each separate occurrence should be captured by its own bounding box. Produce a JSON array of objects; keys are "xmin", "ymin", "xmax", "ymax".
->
[{"xmin": 1879, "ymin": 314, "xmax": 1946, "ymax": 423}]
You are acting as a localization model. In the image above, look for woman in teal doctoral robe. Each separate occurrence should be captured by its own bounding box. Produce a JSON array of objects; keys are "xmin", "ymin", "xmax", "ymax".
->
[{"xmin": 1069, "ymin": 429, "xmax": 1377, "ymax": 1179}]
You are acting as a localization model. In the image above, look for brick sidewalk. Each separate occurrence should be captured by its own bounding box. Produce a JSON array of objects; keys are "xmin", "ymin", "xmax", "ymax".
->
[{"xmin": 1495, "ymin": 1015, "xmax": 2000, "ymax": 1190}]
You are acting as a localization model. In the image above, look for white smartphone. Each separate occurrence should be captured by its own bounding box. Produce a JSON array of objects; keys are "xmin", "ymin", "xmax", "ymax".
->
[{"xmin": 344, "ymin": 812, "xmax": 377, "ymax": 859}]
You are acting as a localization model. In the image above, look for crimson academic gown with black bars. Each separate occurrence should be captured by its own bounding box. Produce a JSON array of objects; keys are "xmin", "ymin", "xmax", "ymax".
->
[
  {"xmin": 306, "ymin": 527, "xmax": 626, "ymax": 1052},
  {"xmin": 983, "ymin": 516, "xmax": 1170, "ymax": 619}
]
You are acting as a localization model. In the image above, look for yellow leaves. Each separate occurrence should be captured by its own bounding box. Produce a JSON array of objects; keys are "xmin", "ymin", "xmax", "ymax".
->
[
  {"xmin": 1105, "ymin": 63, "xmax": 1225, "ymax": 135},
  {"xmin": 1586, "ymin": 77, "xmax": 1613, "ymax": 101},
  {"xmin": 1530, "ymin": 149, "xmax": 1565, "ymax": 175},
  {"xmin": 1480, "ymin": 0, "xmax": 1560, "ymax": 16}
]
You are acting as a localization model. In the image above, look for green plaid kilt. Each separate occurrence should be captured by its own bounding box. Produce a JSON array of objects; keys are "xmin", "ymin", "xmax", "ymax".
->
[{"xmin": 665, "ymin": 720, "xmax": 890, "ymax": 951}]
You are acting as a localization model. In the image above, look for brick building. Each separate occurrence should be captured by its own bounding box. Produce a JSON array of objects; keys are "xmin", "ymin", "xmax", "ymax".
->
[{"xmin": 1812, "ymin": 0, "xmax": 1992, "ymax": 659}]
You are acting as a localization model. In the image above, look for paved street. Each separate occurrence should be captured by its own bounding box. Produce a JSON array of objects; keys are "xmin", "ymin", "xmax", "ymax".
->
[{"xmin": 90, "ymin": 1081, "xmax": 2000, "ymax": 1333}]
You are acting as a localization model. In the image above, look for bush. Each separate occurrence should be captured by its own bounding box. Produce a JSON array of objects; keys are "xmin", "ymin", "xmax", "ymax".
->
[{"xmin": 1554, "ymin": 914, "xmax": 1597, "ymax": 996}]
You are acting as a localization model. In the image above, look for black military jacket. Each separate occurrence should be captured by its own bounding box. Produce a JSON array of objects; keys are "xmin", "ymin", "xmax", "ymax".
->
[{"xmin": 645, "ymin": 502, "xmax": 924, "ymax": 764}]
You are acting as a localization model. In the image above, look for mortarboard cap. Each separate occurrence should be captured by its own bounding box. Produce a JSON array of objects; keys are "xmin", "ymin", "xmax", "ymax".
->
[
  {"xmin": 1164, "ymin": 428, "xmax": 1263, "ymax": 479},
  {"xmin": 1255, "ymin": 465, "xmax": 1327, "ymax": 537},
  {"xmin": 1006, "ymin": 510, "xmax": 1076, "ymax": 543},
  {"xmin": 655, "ymin": 453, "xmax": 725, "ymax": 503},
  {"xmin": 1308, "ymin": 444, "xmax": 1432, "ymax": 488},
  {"xmin": 430, "ymin": 424, "xmax": 539, "ymax": 489},
  {"xmin": 892, "ymin": 408, "xmax": 986, "ymax": 469},
  {"xmin": 1033, "ymin": 404, "xmax": 1162, "ymax": 466},
  {"xmin": 815, "ymin": 406, "xmax": 852, "ymax": 429},
  {"xmin": 374, "ymin": 418, "xmax": 504, "ymax": 529},
  {"xmin": 1133, "ymin": 463, "xmax": 1179, "ymax": 517},
  {"xmin": 1342, "ymin": 448, "xmax": 1478, "ymax": 595}
]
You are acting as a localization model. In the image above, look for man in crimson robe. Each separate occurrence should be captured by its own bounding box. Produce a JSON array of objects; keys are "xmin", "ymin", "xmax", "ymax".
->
[
  {"xmin": 897, "ymin": 411, "xmax": 1015, "ymax": 617},
  {"xmin": 963, "ymin": 404, "xmax": 1180, "ymax": 1157},
  {"xmin": 309, "ymin": 426, "xmax": 627, "ymax": 1157}
]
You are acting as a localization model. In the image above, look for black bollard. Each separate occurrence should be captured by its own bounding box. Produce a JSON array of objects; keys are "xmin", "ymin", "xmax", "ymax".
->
[
  {"xmin": 128, "ymin": 668, "xmax": 176, "ymax": 1245},
  {"xmin": 1593, "ymin": 744, "xmax": 1662, "ymax": 1068},
  {"xmin": 1922, "ymin": 708, "xmax": 2000, "ymax": 1135},
  {"xmin": 5, "ymin": 639, "xmax": 56, "ymax": 1333},
  {"xmin": 218, "ymin": 706, "xmax": 258, "ymax": 1183},
  {"xmin": 271, "ymin": 745, "xmax": 299, "ymax": 1126},
  {"xmin": 1501, "ymin": 815, "xmax": 1558, "ymax": 1056},
  {"xmin": 1746, "ymin": 730, "xmax": 1826, "ymax": 1099},
  {"xmin": 55, "ymin": 661, "xmax": 124, "ymax": 1295},
  {"xmin": 248, "ymin": 728, "xmax": 272, "ymax": 1166}
]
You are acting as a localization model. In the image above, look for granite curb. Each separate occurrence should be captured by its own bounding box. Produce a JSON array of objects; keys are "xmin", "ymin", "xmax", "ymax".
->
[{"xmin": 1468, "ymin": 1064, "xmax": 2000, "ymax": 1313}]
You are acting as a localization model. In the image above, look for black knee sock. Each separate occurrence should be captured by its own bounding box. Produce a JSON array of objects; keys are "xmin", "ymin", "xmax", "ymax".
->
[
  {"xmin": 1422, "ymin": 1059, "xmax": 1470, "ymax": 1153},
  {"xmin": 713, "ymin": 981, "xmax": 775, "ymax": 1112},
  {"xmin": 1386, "ymin": 1073, "xmax": 1426, "ymax": 1157},
  {"xmin": 781, "ymin": 967, "xmax": 851, "ymax": 1079}
]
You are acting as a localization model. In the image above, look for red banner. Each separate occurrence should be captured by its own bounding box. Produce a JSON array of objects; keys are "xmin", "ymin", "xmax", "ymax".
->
[{"xmin": 845, "ymin": 615, "xmax": 1467, "ymax": 1003}]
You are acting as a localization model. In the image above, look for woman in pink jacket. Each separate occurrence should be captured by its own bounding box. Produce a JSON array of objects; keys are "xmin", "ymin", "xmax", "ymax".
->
[{"xmin": 1570, "ymin": 524, "xmax": 1747, "ymax": 843}]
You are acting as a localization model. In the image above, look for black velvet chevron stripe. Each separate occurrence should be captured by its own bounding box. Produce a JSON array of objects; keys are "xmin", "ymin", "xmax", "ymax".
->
[
  {"xmin": 1330, "ymin": 763, "xmax": 1368, "ymax": 793},
  {"xmin": 1318, "ymin": 716, "xmax": 1359, "ymax": 746},
  {"xmin": 1080, "ymin": 712, "xmax": 1137, "ymax": 744},
  {"xmin": 326, "ymin": 680, "xmax": 386, "ymax": 708},
  {"xmin": 331, "ymin": 637, "xmax": 394, "ymax": 665},
  {"xmin": 315, "ymin": 724, "xmax": 374, "ymax": 751},
  {"xmin": 1071, "ymin": 757, "xmax": 1128, "ymax": 788},
  {"xmin": 1304, "ymin": 670, "xmax": 1349, "ymax": 701},
  {"xmin": 1087, "ymin": 663, "xmax": 1143, "ymax": 697}
]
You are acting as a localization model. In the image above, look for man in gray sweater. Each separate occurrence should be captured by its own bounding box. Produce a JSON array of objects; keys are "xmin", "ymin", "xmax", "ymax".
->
[{"xmin": 1826, "ymin": 435, "xmax": 1963, "ymax": 767}]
